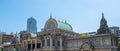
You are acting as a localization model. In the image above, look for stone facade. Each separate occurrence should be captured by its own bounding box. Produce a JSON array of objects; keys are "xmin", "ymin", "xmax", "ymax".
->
[
  {"xmin": 21, "ymin": 14, "xmax": 118, "ymax": 51},
  {"xmin": 66, "ymin": 34, "xmax": 118, "ymax": 51},
  {"xmin": 1, "ymin": 13, "xmax": 118, "ymax": 51}
]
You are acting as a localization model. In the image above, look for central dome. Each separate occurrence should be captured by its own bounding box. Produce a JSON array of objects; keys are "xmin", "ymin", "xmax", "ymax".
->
[{"xmin": 44, "ymin": 17, "xmax": 73, "ymax": 31}]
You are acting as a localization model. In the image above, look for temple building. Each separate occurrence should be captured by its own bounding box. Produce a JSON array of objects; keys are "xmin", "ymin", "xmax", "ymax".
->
[{"xmin": 19, "ymin": 13, "xmax": 118, "ymax": 51}]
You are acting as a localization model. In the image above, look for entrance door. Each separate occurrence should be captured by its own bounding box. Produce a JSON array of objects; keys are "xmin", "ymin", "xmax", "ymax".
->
[{"xmin": 81, "ymin": 43, "xmax": 93, "ymax": 51}]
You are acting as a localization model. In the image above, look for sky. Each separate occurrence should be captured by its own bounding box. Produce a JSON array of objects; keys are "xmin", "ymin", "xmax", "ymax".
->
[{"xmin": 0, "ymin": 0, "xmax": 120, "ymax": 34}]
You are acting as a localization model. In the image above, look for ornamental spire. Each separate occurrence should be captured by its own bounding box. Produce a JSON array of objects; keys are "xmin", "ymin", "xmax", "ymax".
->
[
  {"xmin": 100, "ymin": 12, "xmax": 107, "ymax": 26},
  {"xmin": 50, "ymin": 12, "xmax": 52, "ymax": 19},
  {"xmin": 97, "ymin": 13, "xmax": 111, "ymax": 34},
  {"xmin": 102, "ymin": 12, "xmax": 104, "ymax": 18},
  {"xmin": 65, "ymin": 18, "xmax": 67, "ymax": 23}
]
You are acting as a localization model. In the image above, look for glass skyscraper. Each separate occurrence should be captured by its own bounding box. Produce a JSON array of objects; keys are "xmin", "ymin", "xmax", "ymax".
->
[{"xmin": 27, "ymin": 17, "xmax": 37, "ymax": 33}]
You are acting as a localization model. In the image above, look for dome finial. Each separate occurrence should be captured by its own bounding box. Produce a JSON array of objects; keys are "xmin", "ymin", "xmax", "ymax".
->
[
  {"xmin": 65, "ymin": 18, "xmax": 67, "ymax": 23},
  {"xmin": 16, "ymin": 31, "xmax": 17, "ymax": 34},
  {"xmin": 54, "ymin": 16, "xmax": 57, "ymax": 19},
  {"xmin": 58, "ymin": 17, "xmax": 60, "ymax": 22},
  {"xmin": 62, "ymin": 18, "xmax": 64, "ymax": 22},
  {"xmin": 50, "ymin": 12, "xmax": 52, "ymax": 18},
  {"xmin": 102, "ymin": 12, "xmax": 104, "ymax": 18}
]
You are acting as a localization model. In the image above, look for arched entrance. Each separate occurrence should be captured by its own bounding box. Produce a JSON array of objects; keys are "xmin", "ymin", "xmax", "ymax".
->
[{"xmin": 80, "ymin": 42, "xmax": 94, "ymax": 51}]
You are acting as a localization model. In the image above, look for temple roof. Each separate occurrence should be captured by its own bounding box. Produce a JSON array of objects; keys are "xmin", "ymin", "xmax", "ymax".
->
[{"xmin": 97, "ymin": 13, "xmax": 111, "ymax": 34}]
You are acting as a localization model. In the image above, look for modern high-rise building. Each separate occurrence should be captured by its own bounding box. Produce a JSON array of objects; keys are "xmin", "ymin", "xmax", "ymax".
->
[{"xmin": 27, "ymin": 17, "xmax": 37, "ymax": 33}]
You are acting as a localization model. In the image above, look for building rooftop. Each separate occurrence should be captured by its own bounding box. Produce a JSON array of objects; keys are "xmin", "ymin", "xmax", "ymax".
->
[
  {"xmin": 57, "ymin": 21, "xmax": 72, "ymax": 31},
  {"xmin": 31, "ymin": 33, "xmax": 37, "ymax": 37}
]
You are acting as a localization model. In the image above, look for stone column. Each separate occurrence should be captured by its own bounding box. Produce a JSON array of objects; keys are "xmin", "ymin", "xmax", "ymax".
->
[
  {"xmin": 81, "ymin": 49, "xmax": 83, "ymax": 51},
  {"xmin": 26, "ymin": 41, "xmax": 28, "ymax": 51},
  {"xmin": 77, "ymin": 40, "xmax": 79, "ymax": 48},
  {"xmin": 41, "ymin": 41, "xmax": 42, "ymax": 48},
  {"xmin": 113, "ymin": 39, "xmax": 114, "ymax": 46},
  {"xmin": 100, "ymin": 48, "xmax": 101, "ymax": 51},
  {"xmin": 100, "ymin": 38, "xmax": 103, "ymax": 47},
  {"xmin": 60, "ymin": 38, "xmax": 62, "ymax": 48},
  {"xmin": 45, "ymin": 39, "xmax": 47, "ymax": 47},
  {"xmin": 35, "ymin": 40, "xmax": 37, "ymax": 50},
  {"xmin": 31, "ymin": 40, "xmax": 32, "ymax": 51},
  {"xmin": 50, "ymin": 38, "xmax": 52, "ymax": 48},
  {"xmin": 110, "ymin": 48, "xmax": 111, "ymax": 51},
  {"xmin": 110, "ymin": 38, "xmax": 112, "ymax": 46}
]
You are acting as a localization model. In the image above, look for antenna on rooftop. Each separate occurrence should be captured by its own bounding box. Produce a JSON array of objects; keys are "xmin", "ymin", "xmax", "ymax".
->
[
  {"xmin": 58, "ymin": 17, "xmax": 60, "ymax": 21},
  {"xmin": 54, "ymin": 16, "xmax": 57, "ymax": 19},
  {"xmin": 50, "ymin": 12, "xmax": 52, "ymax": 18},
  {"xmin": 65, "ymin": 17, "xmax": 67, "ymax": 23},
  {"xmin": 62, "ymin": 18, "xmax": 64, "ymax": 22}
]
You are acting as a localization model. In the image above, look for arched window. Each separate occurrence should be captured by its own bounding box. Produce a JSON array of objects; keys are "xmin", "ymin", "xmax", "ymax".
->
[{"xmin": 46, "ymin": 21, "xmax": 56, "ymax": 30}]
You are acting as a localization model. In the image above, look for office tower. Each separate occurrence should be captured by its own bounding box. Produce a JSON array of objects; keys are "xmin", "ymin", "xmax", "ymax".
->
[{"xmin": 27, "ymin": 17, "xmax": 37, "ymax": 33}]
